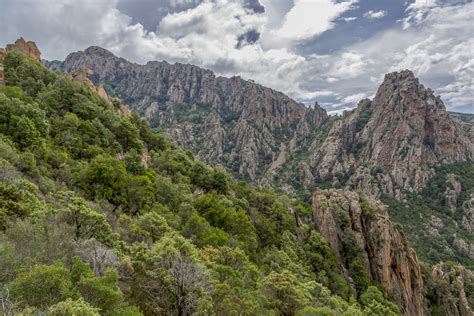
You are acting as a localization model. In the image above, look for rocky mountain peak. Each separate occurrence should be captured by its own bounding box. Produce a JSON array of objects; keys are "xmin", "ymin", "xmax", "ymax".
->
[
  {"xmin": 308, "ymin": 70, "xmax": 473, "ymax": 198},
  {"xmin": 84, "ymin": 45, "xmax": 117, "ymax": 57},
  {"xmin": 46, "ymin": 46, "xmax": 328, "ymax": 180}
]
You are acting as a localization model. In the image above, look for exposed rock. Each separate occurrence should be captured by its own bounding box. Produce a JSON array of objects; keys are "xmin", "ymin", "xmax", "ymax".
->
[
  {"xmin": 45, "ymin": 46, "xmax": 329, "ymax": 181},
  {"xmin": 46, "ymin": 51, "xmax": 472, "ymax": 200},
  {"xmin": 312, "ymin": 189, "xmax": 425, "ymax": 315},
  {"xmin": 445, "ymin": 173, "xmax": 462, "ymax": 213},
  {"xmin": 309, "ymin": 71, "xmax": 473, "ymax": 198},
  {"xmin": 462, "ymin": 194, "xmax": 474, "ymax": 232},
  {"xmin": 0, "ymin": 65, "xmax": 4, "ymax": 85},
  {"xmin": 5, "ymin": 37, "xmax": 41, "ymax": 62},
  {"xmin": 431, "ymin": 263, "xmax": 473, "ymax": 316},
  {"xmin": 70, "ymin": 68, "xmax": 111, "ymax": 102},
  {"xmin": 453, "ymin": 235, "xmax": 474, "ymax": 260}
]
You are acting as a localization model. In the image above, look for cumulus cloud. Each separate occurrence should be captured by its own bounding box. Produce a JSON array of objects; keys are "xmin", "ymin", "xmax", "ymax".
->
[
  {"xmin": 261, "ymin": 0, "xmax": 357, "ymax": 46},
  {"xmin": 342, "ymin": 16, "xmax": 358, "ymax": 22},
  {"xmin": 402, "ymin": 0, "xmax": 437, "ymax": 29},
  {"xmin": 302, "ymin": 1, "xmax": 474, "ymax": 110},
  {"xmin": 341, "ymin": 93, "xmax": 367, "ymax": 103},
  {"xmin": 363, "ymin": 10, "xmax": 387, "ymax": 19}
]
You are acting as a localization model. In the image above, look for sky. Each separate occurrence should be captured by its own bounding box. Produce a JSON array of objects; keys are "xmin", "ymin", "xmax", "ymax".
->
[{"xmin": 1, "ymin": 0, "xmax": 473, "ymax": 113}]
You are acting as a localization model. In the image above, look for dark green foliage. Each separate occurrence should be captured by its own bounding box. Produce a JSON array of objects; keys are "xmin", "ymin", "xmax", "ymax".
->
[
  {"xmin": 11, "ymin": 262, "xmax": 75, "ymax": 308},
  {"xmin": 382, "ymin": 162, "xmax": 474, "ymax": 269},
  {"xmin": 355, "ymin": 103, "xmax": 372, "ymax": 132},
  {"xmin": 0, "ymin": 52, "xmax": 402, "ymax": 315}
]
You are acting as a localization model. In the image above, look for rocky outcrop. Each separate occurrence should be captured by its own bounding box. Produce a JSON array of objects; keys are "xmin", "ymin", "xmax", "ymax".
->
[
  {"xmin": 462, "ymin": 194, "xmax": 474, "ymax": 233},
  {"xmin": 312, "ymin": 189, "xmax": 425, "ymax": 315},
  {"xmin": 70, "ymin": 67, "xmax": 110, "ymax": 101},
  {"xmin": 46, "ymin": 49, "xmax": 472, "ymax": 201},
  {"xmin": 0, "ymin": 65, "xmax": 4, "ymax": 85},
  {"xmin": 445, "ymin": 173, "xmax": 463, "ymax": 213},
  {"xmin": 5, "ymin": 37, "xmax": 41, "ymax": 62},
  {"xmin": 431, "ymin": 263, "xmax": 473, "ymax": 316},
  {"xmin": 1, "ymin": 38, "xmax": 42, "ymax": 85},
  {"xmin": 309, "ymin": 70, "xmax": 473, "ymax": 198},
  {"xmin": 45, "ymin": 46, "xmax": 328, "ymax": 180}
]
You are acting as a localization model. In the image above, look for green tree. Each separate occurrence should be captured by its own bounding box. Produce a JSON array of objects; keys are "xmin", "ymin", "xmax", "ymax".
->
[
  {"xmin": 11, "ymin": 262, "xmax": 75, "ymax": 308},
  {"xmin": 76, "ymin": 155, "xmax": 129, "ymax": 208},
  {"xmin": 49, "ymin": 298, "xmax": 100, "ymax": 316},
  {"xmin": 360, "ymin": 286, "xmax": 399, "ymax": 316},
  {"xmin": 261, "ymin": 270, "xmax": 315, "ymax": 316},
  {"xmin": 56, "ymin": 191, "xmax": 116, "ymax": 246}
]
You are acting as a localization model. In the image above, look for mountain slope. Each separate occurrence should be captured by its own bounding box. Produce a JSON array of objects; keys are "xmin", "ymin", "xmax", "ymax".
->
[
  {"xmin": 306, "ymin": 70, "xmax": 473, "ymax": 198},
  {"xmin": 46, "ymin": 46, "xmax": 328, "ymax": 181},
  {"xmin": 313, "ymin": 189, "xmax": 425, "ymax": 315},
  {"xmin": 0, "ymin": 40, "xmax": 433, "ymax": 316}
]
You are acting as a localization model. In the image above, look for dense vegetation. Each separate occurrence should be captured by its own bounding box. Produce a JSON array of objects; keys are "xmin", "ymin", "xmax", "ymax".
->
[
  {"xmin": 0, "ymin": 53, "xmax": 402, "ymax": 315},
  {"xmin": 383, "ymin": 162, "xmax": 474, "ymax": 270}
]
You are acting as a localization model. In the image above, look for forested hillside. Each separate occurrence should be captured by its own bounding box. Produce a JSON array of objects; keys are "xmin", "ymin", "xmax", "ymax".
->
[
  {"xmin": 50, "ymin": 47, "xmax": 474, "ymax": 279},
  {"xmin": 0, "ymin": 52, "xmax": 411, "ymax": 315}
]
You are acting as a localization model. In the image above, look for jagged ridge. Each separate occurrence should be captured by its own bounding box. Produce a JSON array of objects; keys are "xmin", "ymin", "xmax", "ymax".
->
[{"xmin": 46, "ymin": 46, "xmax": 328, "ymax": 181}]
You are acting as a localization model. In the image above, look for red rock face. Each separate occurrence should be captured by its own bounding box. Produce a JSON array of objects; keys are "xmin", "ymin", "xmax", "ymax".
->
[
  {"xmin": 431, "ymin": 263, "xmax": 474, "ymax": 316},
  {"xmin": 310, "ymin": 70, "xmax": 473, "ymax": 198},
  {"xmin": 0, "ymin": 66, "xmax": 4, "ymax": 85},
  {"xmin": 312, "ymin": 189, "xmax": 425, "ymax": 316},
  {"xmin": 46, "ymin": 46, "xmax": 329, "ymax": 181},
  {"xmin": 5, "ymin": 37, "xmax": 41, "ymax": 62}
]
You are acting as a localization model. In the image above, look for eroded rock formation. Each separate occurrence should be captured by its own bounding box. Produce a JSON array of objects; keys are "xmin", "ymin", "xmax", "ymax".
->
[
  {"xmin": 431, "ymin": 263, "xmax": 473, "ymax": 316},
  {"xmin": 312, "ymin": 189, "xmax": 425, "ymax": 315},
  {"xmin": 45, "ymin": 46, "xmax": 329, "ymax": 180},
  {"xmin": 71, "ymin": 67, "xmax": 110, "ymax": 101},
  {"xmin": 309, "ymin": 70, "xmax": 473, "ymax": 198},
  {"xmin": 5, "ymin": 37, "xmax": 41, "ymax": 62}
]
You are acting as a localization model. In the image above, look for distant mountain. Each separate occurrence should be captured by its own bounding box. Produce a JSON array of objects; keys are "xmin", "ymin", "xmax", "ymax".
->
[
  {"xmin": 304, "ymin": 70, "xmax": 473, "ymax": 198},
  {"xmin": 449, "ymin": 111, "xmax": 474, "ymax": 126},
  {"xmin": 46, "ymin": 46, "xmax": 473, "ymax": 272},
  {"xmin": 46, "ymin": 49, "xmax": 473, "ymax": 199},
  {"xmin": 46, "ymin": 46, "xmax": 328, "ymax": 182}
]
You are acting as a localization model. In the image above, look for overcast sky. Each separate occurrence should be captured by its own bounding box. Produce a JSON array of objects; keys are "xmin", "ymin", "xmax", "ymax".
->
[{"xmin": 1, "ymin": 0, "xmax": 473, "ymax": 113}]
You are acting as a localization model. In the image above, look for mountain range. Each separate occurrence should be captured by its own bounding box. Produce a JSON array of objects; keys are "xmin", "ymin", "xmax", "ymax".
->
[
  {"xmin": 46, "ymin": 46, "xmax": 474, "ymax": 269},
  {"xmin": 0, "ymin": 38, "xmax": 472, "ymax": 315}
]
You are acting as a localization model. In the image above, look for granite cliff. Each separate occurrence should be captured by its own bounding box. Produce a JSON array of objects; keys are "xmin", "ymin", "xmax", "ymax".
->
[
  {"xmin": 46, "ymin": 46, "xmax": 328, "ymax": 181},
  {"xmin": 312, "ymin": 189, "xmax": 425, "ymax": 315},
  {"xmin": 46, "ymin": 49, "xmax": 473, "ymax": 201},
  {"xmin": 430, "ymin": 262, "xmax": 473, "ymax": 316},
  {"xmin": 5, "ymin": 37, "xmax": 41, "ymax": 62},
  {"xmin": 305, "ymin": 70, "xmax": 473, "ymax": 199}
]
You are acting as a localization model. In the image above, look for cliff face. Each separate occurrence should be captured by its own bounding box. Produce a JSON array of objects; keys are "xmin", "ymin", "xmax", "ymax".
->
[
  {"xmin": 430, "ymin": 263, "xmax": 473, "ymax": 316},
  {"xmin": 46, "ymin": 46, "xmax": 328, "ymax": 180},
  {"xmin": 46, "ymin": 50, "xmax": 472, "ymax": 199},
  {"xmin": 312, "ymin": 189, "xmax": 425, "ymax": 315},
  {"xmin": 5, "ymin": 37, "xmax": 41, "ymax": 62},
  {"xmin": 309, "ymin": 71, "xmax": 473, "ymax": 198}
]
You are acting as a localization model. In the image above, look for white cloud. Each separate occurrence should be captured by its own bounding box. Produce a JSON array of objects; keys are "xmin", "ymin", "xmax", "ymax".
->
[
  {"xmin": 260, "ymin": 0, "xmax": 357, "ymax": 47},
  {"xmin": 329, "ymin": 52, "xmax": 370, "ymax": 79},
  {"xmin": 402, "ymin": 0, "xmax": 437, "ymax": 29},
  {"xmin": 342, "ymin": 16, "xmax": 357, "ymax": 22},
  {"xmin": 327, "ymin": 107, "xmax": 353, "ymax": 116},
  {"xmin": 363, "ymin": 10, "xmax": 387, "ymax": 19},
  {"xmin": 341, "ymin": 92, "xmax": 367, "ymax": 103}
]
